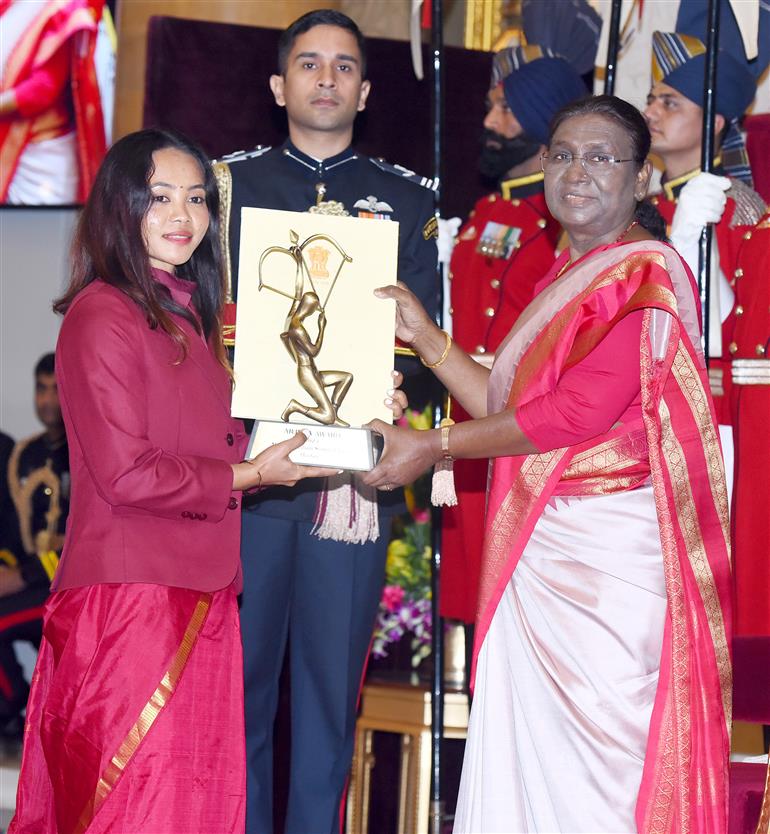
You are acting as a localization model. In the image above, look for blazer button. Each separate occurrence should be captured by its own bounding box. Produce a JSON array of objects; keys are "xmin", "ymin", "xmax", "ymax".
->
[
  {"xmin": 228, "ymin": 497, "xmax": 239, "ymax": 510},
  {"xmin": 226, "ymin": 432, "xmax": 234, "ymax": 446}
]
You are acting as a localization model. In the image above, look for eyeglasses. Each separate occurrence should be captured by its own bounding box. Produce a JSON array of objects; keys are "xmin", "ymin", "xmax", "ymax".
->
[{"xmin": 540, "ymin": 152, "xmax": 639, "ymax": 175}]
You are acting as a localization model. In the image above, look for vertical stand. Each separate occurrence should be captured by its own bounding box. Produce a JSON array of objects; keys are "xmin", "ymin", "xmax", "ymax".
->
[
  {"xmin": 699, "ymin": 0, "xmax": 721, "ymax": 364},
  {"xmin": 429, "ymin": 0, "xmax": 445, "ymax": 832},
  {"xmin": 603, "ymin": 0, "xmax": 623, "ymax": 95}
]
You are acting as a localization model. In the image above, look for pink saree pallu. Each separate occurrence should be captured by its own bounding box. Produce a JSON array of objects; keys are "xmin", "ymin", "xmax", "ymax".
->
[
  {"xmin": 10, "ymin": 583, "xmax": 245, "ymax": 834},
  {"xmin": 455, "ymin": 242, "xmax": 732, "ymax": 834}
]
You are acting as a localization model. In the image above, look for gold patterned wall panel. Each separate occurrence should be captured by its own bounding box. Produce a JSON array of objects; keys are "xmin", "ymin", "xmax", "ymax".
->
[{"xmin": 463, "ymin": 0, "xmax": 523, "ymax": 51}]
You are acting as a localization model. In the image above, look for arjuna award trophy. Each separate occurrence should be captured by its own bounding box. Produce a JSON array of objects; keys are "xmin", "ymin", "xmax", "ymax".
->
[{"xmin": 232, "ymin": 206, "xmax": 399, "ymax": 471}]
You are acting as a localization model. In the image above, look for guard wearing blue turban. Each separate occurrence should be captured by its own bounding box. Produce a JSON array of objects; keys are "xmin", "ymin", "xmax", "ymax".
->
[
  {"xmin": 645, "ymin": 30, "xmax": 766, "ymax": 515},
  {"xmin": 651, "ymin": 30, "xmax": 759, "ymax": 183},
  {"xmin": 493, "ymin": 46, "xmax": 588, "ymax": 145}
]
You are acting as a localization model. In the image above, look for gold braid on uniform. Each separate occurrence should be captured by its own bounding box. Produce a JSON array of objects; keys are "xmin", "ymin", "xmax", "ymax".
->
[
  {"xmin": 213, "ymin": 161, "xmax": 235, "ymax": 345},
  {"xmin": 8, "ymin": 434, "xmax": 62, "ymax": 560},
  {"xmin": 726, "ymin": 179, "xmax": 768, "ymax": 227}
]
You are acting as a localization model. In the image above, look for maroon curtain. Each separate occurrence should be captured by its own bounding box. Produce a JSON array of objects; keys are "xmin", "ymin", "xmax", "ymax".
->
[{"xmin": 143, "ymin": 15, "xmax": 493, "ymax": 219}]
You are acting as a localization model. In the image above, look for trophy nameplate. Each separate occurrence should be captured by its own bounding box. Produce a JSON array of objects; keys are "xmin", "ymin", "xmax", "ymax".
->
[
  {"xmin": 232, "ymin": 207, "xmax": 399, "ymax": 471},
  {"xmin": 246, "ymin": 422, "xmax": 384, "ymax": 471}
]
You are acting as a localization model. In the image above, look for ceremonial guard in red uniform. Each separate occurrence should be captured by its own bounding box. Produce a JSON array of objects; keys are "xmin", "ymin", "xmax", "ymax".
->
[
  {"xmin": 644, "ymin": 32, "xmax": 766, "ymax": 428},
  {"xmin": 730, "ymin": 212, "xmax": 770, "ymax": 636},
  {"xmin": 441, "ymin": 46, "xmax": 587, "ymax": 622}
]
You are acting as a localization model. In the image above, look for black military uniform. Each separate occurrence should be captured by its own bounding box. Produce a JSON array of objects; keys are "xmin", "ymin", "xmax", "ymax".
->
[
  {"xmin": 0, "ymin": 432, "xmax": 69, "ymax": 733},
  {"xmin": 216, "ymin": 138, "xmax": 438, "ymax": 834},
  {"xmin": 0, "ymin": 432, "xmax": 16, "ymax": 556}
]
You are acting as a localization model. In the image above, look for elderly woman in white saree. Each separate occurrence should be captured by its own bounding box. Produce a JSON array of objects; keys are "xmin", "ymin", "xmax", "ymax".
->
[{"xmin": 364, "ymin": 95, "xmax": 732, "ymax": 834}]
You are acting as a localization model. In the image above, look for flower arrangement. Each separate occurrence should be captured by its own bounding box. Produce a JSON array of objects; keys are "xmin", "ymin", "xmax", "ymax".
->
[{"xmin": 371, "ymin": 406, "xmax": 433, "ymax": 668}]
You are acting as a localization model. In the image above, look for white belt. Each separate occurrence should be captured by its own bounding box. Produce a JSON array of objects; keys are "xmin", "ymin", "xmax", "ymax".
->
[{"xmin": 732, "ymin": 358, "xmax": 770, "ymax": 386}]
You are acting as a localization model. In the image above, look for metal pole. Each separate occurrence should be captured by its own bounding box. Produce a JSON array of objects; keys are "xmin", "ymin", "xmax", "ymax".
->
[
  {"xmin": 699, "ymin": 0, "xmax": 721, "ymax": 364},
  {"xmin": 429, "ymin": 0, "xmax": 445, "ymax": 832},
  {"xmin": 603, "ymin": 0, "xmax": 623, "ymax": 95}
]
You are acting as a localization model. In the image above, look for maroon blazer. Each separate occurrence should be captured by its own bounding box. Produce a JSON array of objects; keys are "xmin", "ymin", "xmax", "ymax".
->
[{"xmin": 53, "ymin": 271, "xmax": 247, "ymax": 593}]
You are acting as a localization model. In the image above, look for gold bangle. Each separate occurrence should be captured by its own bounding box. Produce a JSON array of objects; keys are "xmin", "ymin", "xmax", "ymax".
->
[{"xmin": 420, "ymin": 330, "xmax": 452, "ymax": 368}]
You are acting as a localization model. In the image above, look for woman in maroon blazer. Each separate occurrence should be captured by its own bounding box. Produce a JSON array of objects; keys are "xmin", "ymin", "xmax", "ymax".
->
[{"xmin": 10, "ymin": 129, "xmax": 331, "ymax": 834}]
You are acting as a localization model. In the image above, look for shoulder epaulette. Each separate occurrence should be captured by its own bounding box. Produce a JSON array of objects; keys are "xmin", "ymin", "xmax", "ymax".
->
[
  {"xmin": 212, "ymin": 163, "xmax": 234, "ymax": 301},
  {"xmin": 214, "ymin": 145, "xmax": 272, "ymax": 165},
  {"xmin": 369, "ymin": 157, "xmax": 439, "ymax": 192},
  {"xmin": 10, "ymin": 433, "xmax": 41, "ymax": 471},
  {"xmin": 8, "ymin": 432, "xmax": 51, "ymax": 556},
  {"xmin": 726, "ymin": 178, "xmax": 767, "ymax": 228}
]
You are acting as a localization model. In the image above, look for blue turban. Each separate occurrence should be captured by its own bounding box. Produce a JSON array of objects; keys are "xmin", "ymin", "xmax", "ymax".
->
[
  {"xmin": 651, "ymin": 31, "xmax": 756, "ymax": 120},
  {"xmin": 502, "ymin": 56, "xmax": 588, "ymax": 146}
]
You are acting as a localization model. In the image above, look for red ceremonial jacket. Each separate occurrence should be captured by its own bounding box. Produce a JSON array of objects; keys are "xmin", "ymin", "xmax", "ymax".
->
[
  {"xmin": 449, "ymin": 172, "xmax": 561, "ymax": 357},
  {"xmin": 53, "ymin": 271, "xmax": 247, "ymax": 593},
  {"xmin": 729, "ymin": 212, "xmax": 770, "ymax": 636},
  {"xmin": 650, "ymin": 167, "xmax": 766, "ymax": 423}
]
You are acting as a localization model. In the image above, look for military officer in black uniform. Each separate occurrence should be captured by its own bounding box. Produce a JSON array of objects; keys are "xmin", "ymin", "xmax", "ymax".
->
[
  {"xmin": 215, "ymin": 10, "xmax": 438, "ymax": 834},
  {"xmin": 0, "ymin": 353, "xmax": 69, "ymax": 739}
]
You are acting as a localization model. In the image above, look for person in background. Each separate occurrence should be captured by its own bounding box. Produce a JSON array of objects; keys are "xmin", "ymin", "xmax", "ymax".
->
[
  {"xmin": 0, "ymin": 0, "xmax": 106, "ymax": 204},
  {"xmin": 0, "ymin": 430, "xmax": 16, "ymax": 553},
  {"xmin": 441, "ymin": 45, "xmax": 586, "ymax": 627},
  {"xmin": 729, "ymin": 211, "xmax": 770, "ymax": 638},
  {"xmin": 215, "ymin": 10, "xmax": 436, "ymax": 833},
  {"xmin": 9, "ymin": 127, "xmax": 331, "ymax": 834},
  {"xmin": 0, "ymin": 353, "xmax": 68, "ymax": 741},
  {"xmin": 363, "ymin": 95, "xmax": 730, "ymax": 834},
  {"xmin": 643, "ymin": 31, "xmax": 766, "ymax": 443}
]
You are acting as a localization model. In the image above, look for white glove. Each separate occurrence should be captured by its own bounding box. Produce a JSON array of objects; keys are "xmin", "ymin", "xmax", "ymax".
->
[
  {"xmin": 669, "ymin": 172, "xmax": 730, "ymax": 250},
  {"xmin": 437, "ymin": 216, "xmax": 461, "ymax": 265}
]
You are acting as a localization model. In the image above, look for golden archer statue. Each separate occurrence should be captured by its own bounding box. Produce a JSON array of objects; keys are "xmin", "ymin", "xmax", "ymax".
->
[{"xmin": 258, "ymin": 230, "xmax": 354, "ymax": 427}]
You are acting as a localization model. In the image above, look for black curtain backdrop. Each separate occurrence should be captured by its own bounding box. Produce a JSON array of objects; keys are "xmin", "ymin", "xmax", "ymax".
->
[{"xmin": 143, "ymin": 15, "xmax": 494, "ymax": 219}]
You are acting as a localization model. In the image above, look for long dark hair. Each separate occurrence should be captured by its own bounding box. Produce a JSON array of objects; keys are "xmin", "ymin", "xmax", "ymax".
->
[
  {"xmin": 55, "ymin": 128, "xmax": 229, "ymax": 369},
  {"xmin": 548, "ymin": 95, "xmax": 667, "ymax": 241}
]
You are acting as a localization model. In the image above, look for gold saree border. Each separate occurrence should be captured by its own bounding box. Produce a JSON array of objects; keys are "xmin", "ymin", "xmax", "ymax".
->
[
  {"xmin": 1, "ymin": 1, "xmax": 70, "ymax": 89},
  {"xmin": 639, "ymin": 315, "xmax": 690, "ymax": 834},
  {"xmin": 670, "ymin": 347, "xmax": 731, "ymax": 556},
  {"xmin": 477, "ymin": 450, "xmax": 564, "ymax": 627},
  {"xmin": 0, "ymin": 0, "xmax": 89, "ymax": 198},
  {"xmin": 668, "ymin": 349, "xmax": 732, "ymax": 726},
  {"xmin": 0, "ymin": 121, "xmax": 32, "ymax": 199},
  {"xmin": 72, "ymin": 593, "xmax": 212, "ymax": 834},
  {"xmin": 756, "ymin": 756, "xmax": 770, "ymax": 834},
  {"xmin": 561, "ymin": 430, "xmax": 650, "ymax": 494},
  {"xmin": 646, "ymin": 401, "xmax": 692, "ymax": 833},
  {"xmin": 658, "ymin": 394, "xmax": 732, "ymax": 813}
]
